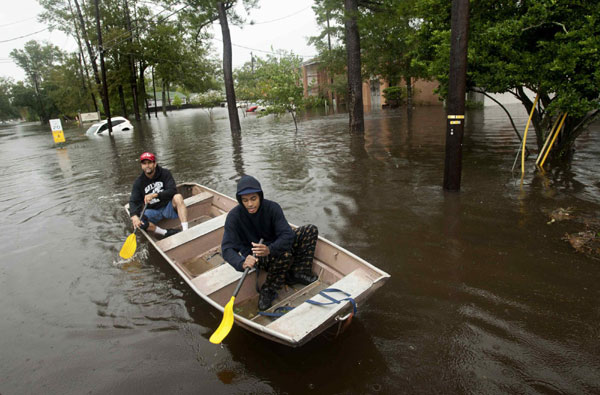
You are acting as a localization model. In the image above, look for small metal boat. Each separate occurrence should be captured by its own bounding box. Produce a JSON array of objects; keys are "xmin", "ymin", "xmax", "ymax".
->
[{"xmin": 125, "ymin": 183, "xmax": 390, "ymax": 347}]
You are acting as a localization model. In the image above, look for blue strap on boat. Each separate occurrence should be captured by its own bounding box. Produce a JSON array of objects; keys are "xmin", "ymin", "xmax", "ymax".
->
[
  {"xmin": 258, "ymin": 288, "xmax": 357, "ymax": 318},
  {"xmin": 306, "ymin": 288, "xmax": 357, "ymax": 315},
  {"xmin": 258, "ymin": 306, "xmax": 294, "ymax": 317}
]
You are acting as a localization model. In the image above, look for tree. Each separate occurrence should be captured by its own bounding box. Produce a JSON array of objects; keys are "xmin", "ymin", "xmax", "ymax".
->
[
  {"xmin": 359, "ymin": 0, "xmax": 428, "ymax": 107},
  {"xmin": 309, "ymin": 0, "xmax": 348, "ymax": 104},
  {"xmin": 10, "ymin": 41, "xmax": 63, "ymax": 123},
  {"xmin": 173, "ymin": 0, "xmax": 257, "ymax": 133},
  {"xmin": 0, "ymin": 78, "xmax": 19, "ymax": 120},
  {"xmin": 236, "ymin": 52, "xmax": 305, "ymax": 130},
  {"xmin": 44, "ymin": 54, "xmax": 96, "ymax": 118},
  {"xmin": 11, "ymin": 82, "xmax": 38, "ymax": 121},
  {"xmin": 422, "ymin": 0, "xmax": 600, "ymax": 162},
  {"xmin": 192, "ymin": 89, "xmax": 224, "ymax": 119},
  {"xmin": 344, "ymin": 0, "xmax": 364, "ymax": 133}
]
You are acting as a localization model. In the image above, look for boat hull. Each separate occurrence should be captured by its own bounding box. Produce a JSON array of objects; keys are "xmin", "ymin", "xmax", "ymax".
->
[{"xmin": 124, "ymin": 183, "xmax": 390, "ymax": 346}]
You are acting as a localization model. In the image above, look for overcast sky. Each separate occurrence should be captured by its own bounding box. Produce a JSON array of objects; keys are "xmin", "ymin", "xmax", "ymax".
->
[{"xmin": 0, "ymin": 0, "xmax": 321, "ymax": 82}]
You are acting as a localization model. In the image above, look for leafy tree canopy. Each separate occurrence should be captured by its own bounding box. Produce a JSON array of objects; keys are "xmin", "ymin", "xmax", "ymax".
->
[
  {"xmin": 235, "ymin": 51, "xmax": 305, "ymax": 130},
  {"xmin": 421, "ymin": 0, "xmax": 600, "ymax": 158}
]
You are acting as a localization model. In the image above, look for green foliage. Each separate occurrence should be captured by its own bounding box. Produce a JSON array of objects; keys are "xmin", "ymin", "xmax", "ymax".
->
[
  {"xmin": 308, "ymin": 1, "xmax": 348, "ymax": 101},
  {"xmin": 192, "ymin": 90, "xmax": 224, "ymax": 108},
  {"xmin": 172, "ymin": 95, "xmax": 182, "ymax": 108},
  {"xmin": 421, "ymin": 0, "xmax": 600, "ymax": 158},
  {"xmin": 235, "ymin": 51, "xmax": 305, "ymax": 130},
  {"xmin": 0, "ymin": 78, "xmax": 19, "ymax": 120},
  {"xmin": 382, "ymin": 86, "xmax": 406, "ymax": 102},
  {"xmin": 11, "ymin": 82, "xmax": 38, "ymax": 121},
  {"xmin": 303, "ymin": 95, "xmax": 327, "ymax": 109},
  {"xmin": 359, "ymin": 0, "xmax": 428, "ymax": 86},
  {"xmin": 9, "ymin": 40, "xmax": 65, "ymax": 122},
  {"xmin": 309, "ymin": 0, "xmax": 432, "ymax": 105},
  {"xmin": 34, "ymin": 0, "xmax": 223, "ymax": 120},
  {"xmin": 45, "ymin": 54, "xmax": 96, "ymax": 117}
]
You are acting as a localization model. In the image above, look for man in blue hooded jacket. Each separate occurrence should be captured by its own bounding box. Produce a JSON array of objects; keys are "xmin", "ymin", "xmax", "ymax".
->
[{"xmin": 221, "ymin": 175, "xmax": 318, "ymax": 311}]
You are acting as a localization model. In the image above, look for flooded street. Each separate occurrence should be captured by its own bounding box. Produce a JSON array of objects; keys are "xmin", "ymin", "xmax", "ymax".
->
[{"xmin": 1, "ymin": 105, "xmax": 599, "ymax": 394}]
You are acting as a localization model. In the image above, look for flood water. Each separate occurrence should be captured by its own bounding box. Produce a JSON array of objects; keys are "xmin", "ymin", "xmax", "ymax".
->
[{"xmin": 1, "ymin": 105, "xmax": 599, "ymax": 394}]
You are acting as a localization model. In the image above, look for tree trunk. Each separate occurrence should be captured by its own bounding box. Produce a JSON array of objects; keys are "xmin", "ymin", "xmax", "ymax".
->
[
  {"xmin": 139, "ymin": 61, "xmax": 151, "ymax": 119},
  {"xmin": 68, "ymin": 0, "xmax": 98, "ymax": 113},
  {"xmin": 76, "ymin": 53, "xmax": 90, "ymax": 110},
  {"xmin": 118, "ymin": 84, "xmax": 127, "ymax": 116},
  {"xmin": 218, "ymin": 2, "xmax": 241, "ymax": 133},
  {"xmin": 344, "ymin": 0, "xmax": 364, "ymax": 133},
  {"xmin": 94, "ymin": 0, "xmax": 112, "ymax": 134},
  {"xmin": 152, "ymin": 66, "xmax": 158, "ymax": 118},
  {"xmin": 32, "ymin": 73, "xmax": 47, "ymax": 123},
  {"xmin": 405, "ymin": 76, "xmax": 413, "ymax": 108},
  {"xmin": 167, "ymin": 82, "xmax": 171, "ymax": 108},
  {"xmin": 74, "ymin": 0, "xmax": 104, "ymax": 116},
  {"xmin": 161, "ymin": 81, "xmax": 167, "ymax": 116},
  {"xmin": 123, "ymin": 0, "xmax": 140, "ymax": 121}
]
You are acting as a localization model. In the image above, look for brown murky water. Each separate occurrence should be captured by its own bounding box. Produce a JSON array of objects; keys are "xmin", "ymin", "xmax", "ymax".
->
[{"xmin": 1, "ymin": 105, "xmax": 599, "ymax": 394}]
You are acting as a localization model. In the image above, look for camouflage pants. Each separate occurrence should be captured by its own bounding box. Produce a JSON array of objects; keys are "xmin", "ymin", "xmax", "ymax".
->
[{"xmin": 257, "ymin": 224, "xmax": 318, "ymax": 292}]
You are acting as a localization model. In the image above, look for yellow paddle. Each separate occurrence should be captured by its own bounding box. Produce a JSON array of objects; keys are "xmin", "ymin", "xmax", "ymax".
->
[
  {"xmin": 210, "ymin": 238, "xmax": 262, "ymax": 344},
  {"xmin": 119, "ymin": 204, "xmax": 147, "ymax": 259}
]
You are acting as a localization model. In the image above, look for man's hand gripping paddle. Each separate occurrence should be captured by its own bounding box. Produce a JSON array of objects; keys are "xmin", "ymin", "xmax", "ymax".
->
[
  {"xmin": 119, "ymin": 204, "xmax": 147, "ymax": 259},
  {"xmin": 210, "ymin": 238, "xmax": 263, "ymax": 344}
]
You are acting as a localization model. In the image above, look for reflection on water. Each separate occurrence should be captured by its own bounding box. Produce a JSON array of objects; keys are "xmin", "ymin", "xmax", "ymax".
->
[{"xmin": 1, "ymin": 106, "xmax": 599, "ymax": 394}]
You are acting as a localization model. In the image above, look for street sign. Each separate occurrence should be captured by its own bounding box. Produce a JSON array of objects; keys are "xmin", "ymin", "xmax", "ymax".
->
[{"xmin": 49, "ymin": 119, "xmax": 65, "ymax": 144}]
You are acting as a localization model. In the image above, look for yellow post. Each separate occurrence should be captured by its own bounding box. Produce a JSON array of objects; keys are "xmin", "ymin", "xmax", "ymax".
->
[
  {"xmin": 521, "ymin": 93, "xmax": 540, "ymax": 174},
  {"xmin": 535, "ymin": 115, "xmax": 561, "ymax": 166},
  {"xmin": 539, "ymin": 113, "xmax": 567, "ymax": 168}
]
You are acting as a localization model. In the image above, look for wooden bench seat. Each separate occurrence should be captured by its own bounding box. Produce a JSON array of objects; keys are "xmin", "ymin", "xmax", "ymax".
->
[
  {"xmin": 157, "ymin": 213, "xmax": 226, "ymax": 252},
  {"xmin": 191, "ymin": 261, "xmax": 242, "ymax": 296},
  {"xmin": 265, "ymin": 269, "xmax": 374, "ymax": 342},
  {"xmin": 183, "ymin": 191, "xmax": 213, "ymax": 207}
]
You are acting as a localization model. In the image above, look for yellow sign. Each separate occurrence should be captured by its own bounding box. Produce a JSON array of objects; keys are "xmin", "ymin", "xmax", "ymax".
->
[
  {"xmin": 52, "ymin": 130, "xmax": 65, "ymax": 143},
  {"xmin": 449, "ymin": 120, "xmax": 462, "ymax": 125},
  {"xmin": 447, "ymin": 115, "xmax": 465, "ymax": 119},
  {"xmin": 49, "ymin": 119, "xmax": 66, "ymax": 144}
]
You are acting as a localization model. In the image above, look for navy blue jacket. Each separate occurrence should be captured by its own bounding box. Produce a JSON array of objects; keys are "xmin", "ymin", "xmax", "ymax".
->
[{"xmin": 221, "ymin": 176, "xmax": 294, "ymax": 271}]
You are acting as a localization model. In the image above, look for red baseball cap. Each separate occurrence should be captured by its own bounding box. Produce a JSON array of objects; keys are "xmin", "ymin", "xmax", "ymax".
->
[{"xmin": 140, "ymin": 152, "xmax": 155, "ymax": 162}]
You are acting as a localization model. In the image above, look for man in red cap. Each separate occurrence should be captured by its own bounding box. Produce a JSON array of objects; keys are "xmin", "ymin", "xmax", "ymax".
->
[{"xmin": 128, "ymin": 152, "xmax": 188, "ymax": 238}]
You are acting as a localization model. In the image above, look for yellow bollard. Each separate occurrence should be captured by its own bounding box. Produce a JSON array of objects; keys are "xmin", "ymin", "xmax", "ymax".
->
[
  {"xmin": 521, "ymin": 93, "xmax": 540, "ymax": 175},
  {"xmin": 535, "ymin": 115, "xmax": 562, "ymax": 166},
  {"xmin": 539, "ymin": 113, "xmax": 567, "ymax": 168}
]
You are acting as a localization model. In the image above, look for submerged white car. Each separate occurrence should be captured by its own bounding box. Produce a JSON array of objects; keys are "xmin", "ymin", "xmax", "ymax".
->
[{"xmin": 85, "ymin": 116, "xmax": 133, "ymax": 135}]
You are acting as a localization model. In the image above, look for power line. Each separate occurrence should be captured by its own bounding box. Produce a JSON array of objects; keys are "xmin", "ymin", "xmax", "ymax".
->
[
  {"xmin": 248, "ymin": 7, "xmax": 310, "ymax": 25},
  {"xmin": 212, "ymin": 36, "xmax": 315, "ymax": 59},
  {"xmin": 0, "ymin": 28, "xmax": 50, "ymax": 44},
  {"xmin": 0, "ymin": 16, "xmax": 37, "ymax": 28},
  {"xmin": 101, "ymin": 4, "xmax": 190, "ymax": 53}
]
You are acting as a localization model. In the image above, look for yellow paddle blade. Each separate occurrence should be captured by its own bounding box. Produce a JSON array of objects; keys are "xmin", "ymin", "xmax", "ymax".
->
[
  {"xmin": 119, "ymin": 233, "xmax": 137, "ymax": 259},
  {"xmin": 209, "ymin": 296, "xmax": 236, "ymax": 344}
]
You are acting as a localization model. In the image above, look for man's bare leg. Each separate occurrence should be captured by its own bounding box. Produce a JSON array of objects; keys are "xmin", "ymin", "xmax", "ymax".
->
[{"xmin": 172, "ymin": 194, "xmax": 188, "ymax": 230}]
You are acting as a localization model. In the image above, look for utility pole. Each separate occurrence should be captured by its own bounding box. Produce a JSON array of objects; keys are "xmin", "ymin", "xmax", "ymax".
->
[
  {"xmin": 94, "ymin": 0, "xmax": 112, "ymax": 134},
  {"xmin": 443, "ymin": 0, "xmax": 469, "ymax": 191}
]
